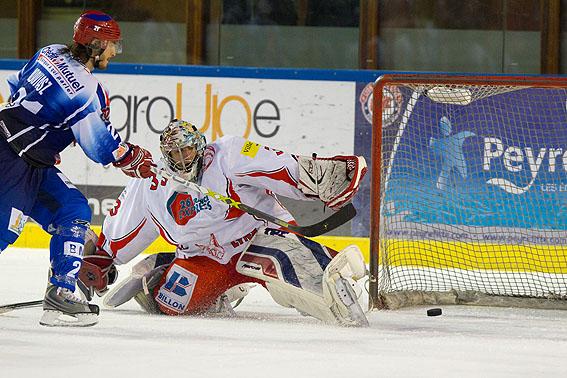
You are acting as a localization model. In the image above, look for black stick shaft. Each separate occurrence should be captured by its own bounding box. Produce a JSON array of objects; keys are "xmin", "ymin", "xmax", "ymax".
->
[{"xmin": 0, "ymin": 299, "xmax": 43, "ymax": 314}]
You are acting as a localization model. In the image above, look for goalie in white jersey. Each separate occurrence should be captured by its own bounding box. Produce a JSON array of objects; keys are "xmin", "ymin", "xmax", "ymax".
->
[{"xmin": 79, "ymin": 119, "xmax": 369, "ymax": 326}]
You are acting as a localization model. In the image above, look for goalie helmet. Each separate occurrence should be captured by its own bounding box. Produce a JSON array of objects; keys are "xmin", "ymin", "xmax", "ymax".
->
[
  {"xmin": 160, "ymin": 119, "xmax": 207, "ymax": 182},
  {"xmin": 73, "ymin": 10, "xmax": 122, "ymax": 54}
]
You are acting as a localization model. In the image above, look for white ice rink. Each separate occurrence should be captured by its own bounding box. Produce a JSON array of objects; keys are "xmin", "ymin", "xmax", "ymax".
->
[{"xmin": 1, "ymin": 248, "xmax": 567, "ymax": 378}]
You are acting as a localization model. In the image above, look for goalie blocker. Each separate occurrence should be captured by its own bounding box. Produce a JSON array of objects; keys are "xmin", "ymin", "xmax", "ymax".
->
[{"xmin": 101, "ymin": 227, "xmax": 369, "ymax": 327}]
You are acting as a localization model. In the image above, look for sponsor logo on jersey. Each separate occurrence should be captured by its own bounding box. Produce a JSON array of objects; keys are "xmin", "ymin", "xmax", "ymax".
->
[
  {"xmin": 195, "ymin": 233, "xmax": 225, "ymax": 260},
  {"xmin": 263, "ymin": 228, "xmax": 289, "ymax": 238},
  {"xmin": 230, "ymin": 228, "xmax": 258, "ymax": 248},
  {"xmin": 241, "ymin": 140, "xmax": 261, "ymax": 158},
  {"xmin": 167, "ymin": 193, "xmax": 212, "ymax": 225},
  {"xmin": 38, "ymin": 48, "xmax": 85, "ymax": 98},
  {"xmin": 8, "ymin": 208, "xmax": 27, "ymax": 236},
  {"xmin": 63, "ymin": 241, "xmax": 84, "ymax": 258},
  {"xmin": 157, "ymin": 266, "xmax": 197, "ymax": 313}
]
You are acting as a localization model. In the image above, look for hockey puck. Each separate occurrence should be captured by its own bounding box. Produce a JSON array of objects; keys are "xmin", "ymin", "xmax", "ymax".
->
[{"xmin": 427, "ymin": 308, "xmax": 442, "ymax": 317}]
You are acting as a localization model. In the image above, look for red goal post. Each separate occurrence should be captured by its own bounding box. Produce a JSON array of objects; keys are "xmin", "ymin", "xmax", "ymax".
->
[{"xmin": 369, "ymin": 74, "xmax": 567, "ymax": 310}]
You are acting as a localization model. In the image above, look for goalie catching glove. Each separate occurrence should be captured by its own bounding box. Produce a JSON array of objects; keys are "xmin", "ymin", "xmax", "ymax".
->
[
  {"xmin": 298, "ymin": 154, "xmax": 367, "ymax": 210},
  {"xmin": 113, "ymin": 142, "xmax": 155, "ymax": 178},
  {"xmin": 78, "ymin": 246, "xmax": 118, "ymax": 299}
]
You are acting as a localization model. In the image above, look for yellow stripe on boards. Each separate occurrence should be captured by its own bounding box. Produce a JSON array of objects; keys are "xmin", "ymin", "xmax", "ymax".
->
[
  {"xmin": 384, "ymin": 240, "xmax": 567, "ymax": 274},
  {"xmin": 11, "ymin": 223, "xmax": 371, "ymax": 262},
  {"xmin": 16, "ymin": 224, "xmax": 567, "ymax": 273}
]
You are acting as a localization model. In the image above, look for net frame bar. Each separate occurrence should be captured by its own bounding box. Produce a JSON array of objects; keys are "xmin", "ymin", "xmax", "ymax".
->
[{"xmin": 369, "ymin": 73, "xmax": 567, "ymax": 310}]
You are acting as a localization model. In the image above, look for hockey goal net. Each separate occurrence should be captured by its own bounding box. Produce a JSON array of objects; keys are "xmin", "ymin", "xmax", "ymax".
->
[{"xmin": 369, "ymin": 74, "xmax": 567, "ymax": 310}]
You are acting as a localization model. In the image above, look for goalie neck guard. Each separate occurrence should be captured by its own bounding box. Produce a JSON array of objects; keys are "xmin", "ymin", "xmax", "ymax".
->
[{"xmin": 160, "ymin": 119, "xmax": 207, "ymax": 183}]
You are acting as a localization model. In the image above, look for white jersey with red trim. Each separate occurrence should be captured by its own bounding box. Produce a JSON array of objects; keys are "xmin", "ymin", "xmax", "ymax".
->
[{"xmin": 100, "ymin": 135, "xmax": 314, "ymax": 265}]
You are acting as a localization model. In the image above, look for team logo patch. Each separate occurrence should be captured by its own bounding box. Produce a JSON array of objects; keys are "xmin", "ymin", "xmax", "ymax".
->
[
  {"xmin": 167, "ymin": 193, "xmax": 212, "ymax": 225},
  {"xmin": 195, "ymin": 233, "xmax": 225, "ymax": 260},
  {"xmin": 157, "ymin": 265, "xmax": 197, "ymax": 313},
  {"xmin": 241, "ymin": 141, "xmax": 261, "ymax": 158},
  {"xmin": 8, "ymin": 208, "xmax": 27, "ymax": 236}
]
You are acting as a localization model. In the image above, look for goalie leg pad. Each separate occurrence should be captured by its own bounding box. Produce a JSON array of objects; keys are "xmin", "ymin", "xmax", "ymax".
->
[
  {"xmin": 236, "ymin": 227, "xmax": 338, "ymax": 296},
  {"xmin": 322, "ymin": 245, "xmax": 369, "ymax": 327},
  {"xmin": 103, "ymin": 252, "xmax": 175, "ymax": 309},
  {"xmin": 237, "ymin": 227, "xmax": 368, "ymax": 326}
]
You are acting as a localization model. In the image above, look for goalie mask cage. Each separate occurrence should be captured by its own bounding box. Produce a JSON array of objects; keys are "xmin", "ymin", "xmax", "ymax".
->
[{"xmin": 369, "ymin": 74, "xmax": 567, "ymax": 310}]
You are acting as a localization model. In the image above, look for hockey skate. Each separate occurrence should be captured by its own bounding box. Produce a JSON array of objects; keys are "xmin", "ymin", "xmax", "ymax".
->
[{"xmin": 40, "ymin": 284, "xmax": 99, "ymax": 327}]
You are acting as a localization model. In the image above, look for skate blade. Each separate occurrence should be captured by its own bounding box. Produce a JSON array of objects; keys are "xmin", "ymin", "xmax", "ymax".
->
[
  {"xmin": 335, "ymin": 278, "xmax": 369, "ymax": 328},
  {"xmin": 39, "ymin": 310, "xmax": 98, "ymax": 327}
]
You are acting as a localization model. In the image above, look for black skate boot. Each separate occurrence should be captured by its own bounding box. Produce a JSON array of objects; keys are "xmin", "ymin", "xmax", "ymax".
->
[{"xmin": 40, "ymin": 284, "xmax": 99, "ymax": 327}]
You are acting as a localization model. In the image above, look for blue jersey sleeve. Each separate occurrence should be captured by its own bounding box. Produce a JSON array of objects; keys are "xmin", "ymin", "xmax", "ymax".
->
[
  {"xmin": 6, "ymin": 50, "xmax": 41, "ymax": 97},
  {"xmin": 6, "ymin": 73, "xmax": 18, "ymax": 96},
  {"xmin": 70, "ymin": 84, "xmax": 125, "ymax": 165}
]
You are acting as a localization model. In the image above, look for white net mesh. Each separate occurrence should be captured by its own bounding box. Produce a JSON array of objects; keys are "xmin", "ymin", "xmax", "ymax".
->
[{"xmin": 374, "ymin": 77, "xmax": 567, "ymax": 308}]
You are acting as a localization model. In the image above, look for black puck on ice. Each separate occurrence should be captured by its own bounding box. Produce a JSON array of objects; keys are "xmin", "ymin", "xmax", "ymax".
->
[{"xmin": 427, "ymin": 308, "xmax": 442, "ymax": 317}]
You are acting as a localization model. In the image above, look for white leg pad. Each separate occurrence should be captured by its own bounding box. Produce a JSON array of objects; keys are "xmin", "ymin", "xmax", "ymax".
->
[
  {"xmin": 265, "ymin": 280, "xmax": 339, "ymax": 324},
  {"xmin": 103, "ymin": 254, "xmax": 170, "ymax": 308},
  {"xmin": 236, "ymin": 229, "xmax": 368, "ymax": 326},
  {"xmin": 321, "ymin": 245, "xmax": 369, "ymax": 327},
  {"xmin": 325, "ymin": 244, "xmax": 366, "ymax": 280}
]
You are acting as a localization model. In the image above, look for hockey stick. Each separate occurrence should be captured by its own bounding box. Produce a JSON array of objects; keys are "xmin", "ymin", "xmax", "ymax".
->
[
  {"xmin": 152, "ymin": 167, "xmax": 356, "ymax": 237},
  {"xmin": 0, "ymin": 299, "xmax": 43, "ymax": 314}
]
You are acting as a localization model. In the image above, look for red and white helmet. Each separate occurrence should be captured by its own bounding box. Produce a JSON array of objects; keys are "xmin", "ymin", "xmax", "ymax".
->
[
  {"xmin": 160, "ymin": 120, "xmax": 207, "ymax": 182},
  {"xmin": 73, "ymin": 10, "xmax": 122, "ymax": 53}
]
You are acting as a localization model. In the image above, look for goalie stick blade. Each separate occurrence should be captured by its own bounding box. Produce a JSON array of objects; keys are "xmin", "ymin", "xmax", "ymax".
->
[
  {"xmin": 282, "ymin": 203, "xmax": 356, "ymax": 237},
  {"xmin": 0, "ymin": 299, "xmax": 43, "ymax": 314}
]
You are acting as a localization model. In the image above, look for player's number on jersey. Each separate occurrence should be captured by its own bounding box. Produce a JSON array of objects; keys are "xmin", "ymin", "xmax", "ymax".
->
[
  {"xmin": 150, "ymin": 176, "xmax": 168, "ymax": 191},
  {"xmin": 109, "ymin": 199, "xmax": 121, "ymax": 217}
]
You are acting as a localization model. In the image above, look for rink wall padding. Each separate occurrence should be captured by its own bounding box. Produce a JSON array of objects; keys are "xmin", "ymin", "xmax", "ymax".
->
[{"xmin": 0, "ymin": 60, "xmax": 386, "ymax": 239}]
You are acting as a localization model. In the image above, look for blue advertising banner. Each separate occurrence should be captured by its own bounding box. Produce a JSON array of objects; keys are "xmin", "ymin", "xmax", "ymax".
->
[{"xmin": 376, "ymin": 86, "xmax": 567, "ymax": 240}]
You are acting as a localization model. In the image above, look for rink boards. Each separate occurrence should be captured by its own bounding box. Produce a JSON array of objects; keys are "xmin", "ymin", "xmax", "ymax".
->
[{"xmin": 0, "ymin": 61, "xmax": 381, "ymax": 238}]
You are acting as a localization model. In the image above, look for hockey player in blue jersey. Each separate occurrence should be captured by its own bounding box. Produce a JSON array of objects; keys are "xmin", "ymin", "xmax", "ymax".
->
[{"xmin": 0, "ymin": 10, "xmax": 155, "ymax": 326}]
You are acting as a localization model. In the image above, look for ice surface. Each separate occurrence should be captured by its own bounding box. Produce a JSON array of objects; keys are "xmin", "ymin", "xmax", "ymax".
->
[{"xmin": 1, "ymin": 248, "xmax": 567, "ymax": 378}]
